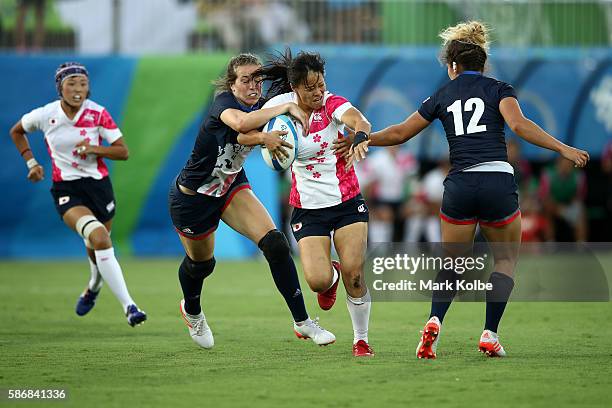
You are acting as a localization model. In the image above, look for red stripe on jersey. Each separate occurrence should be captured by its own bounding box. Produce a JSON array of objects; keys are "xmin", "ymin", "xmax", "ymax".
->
[
  {"xmin": 75, "ymin": 109, "xmax": 101, "ymax": 128},
  {"xmin": 45, "ymin": 139, "xmax": 63, "ymax": 182},
  {"xmin": 96, "ymin": 136, "xmax": 109, "ymax": 177},
  {"xmin": 289, "ymin": 170, "xmax": 302, "ymax": 208},
  {"xmin": 218, "ymin": 173, "xmax": 238, "ymax": 196},
  {"xmin": 335, "ymin": 146, "xmax": 361, "ymax": 203},
  {"xmin": 100, "ymin": 109, "xmax": 118, "ymax": 130}
]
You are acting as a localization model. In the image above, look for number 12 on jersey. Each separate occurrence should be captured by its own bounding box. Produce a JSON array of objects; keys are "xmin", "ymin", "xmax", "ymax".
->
[{"xmin": 447, "ymin": 98, "xmax": 487, "ymax": 136}]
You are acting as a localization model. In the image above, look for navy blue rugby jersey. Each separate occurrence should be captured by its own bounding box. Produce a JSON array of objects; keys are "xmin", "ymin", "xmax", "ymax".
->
[
  {"xmin": 418, "ymin": 72, "xmax": 517, "ymax": 174},
  {"xmin": 177, "ymin": 91, "xmax": 263, "ymax": 197}
]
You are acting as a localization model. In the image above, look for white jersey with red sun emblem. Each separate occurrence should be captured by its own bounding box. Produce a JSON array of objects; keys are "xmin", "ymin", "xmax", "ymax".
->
[
  {"xmin": 21, "ymin": 99, "xmax": 123, "ymax": 182},
  {"xmin": 263, "ymin": 91, "xmax": 360, "ymax": 209}
]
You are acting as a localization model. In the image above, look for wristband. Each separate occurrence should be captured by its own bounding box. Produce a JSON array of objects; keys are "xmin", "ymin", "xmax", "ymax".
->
[
  {"xmin": 352, "ymin": 131, "xmax": 369, "ymax": 147},
  {"xmin": 20, "ymin": 148, "xmax": 32, "ymax": 156},
  {"xmin": 26, "ymin": 158, "xmax": 39, "ymax": 170}
]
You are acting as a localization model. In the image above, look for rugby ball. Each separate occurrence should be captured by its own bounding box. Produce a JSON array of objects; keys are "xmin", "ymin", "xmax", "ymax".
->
[{"xmin": 261, "ymin": 114, "xmax": 299, "ymax": 171}]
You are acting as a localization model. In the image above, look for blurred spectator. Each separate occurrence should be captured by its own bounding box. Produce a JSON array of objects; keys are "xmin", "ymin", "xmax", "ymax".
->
[
  {"xmin": 405, "ymin": 160, "xmax": 450, "ymax": 242},
  {"xmin": 601, "ymin": 141, "xmax": 612, "ymax": 238},
  {"xmin": 15, "ymin": 0, "xmax": 46, "ymax": 51},
  {"xmin": 198, "ymin": 0, "xmax": 308, "ymax": 51},
  {"xmin": 327, "ymin": 0, "xmax": 378, "ymax": 43},
  {"xmin": 358, "ymin": 145, "xmax": 417, "ymax": 242},
  {"xmin": 520, "ymin": 195, "xmax": 551, "ymax": 242},
  {"xmin": 539, "ymin": 156, "xmax": 588, "ymax": 241}
]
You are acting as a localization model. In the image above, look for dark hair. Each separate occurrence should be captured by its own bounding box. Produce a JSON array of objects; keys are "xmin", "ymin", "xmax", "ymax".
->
[
  {"xmin": 260, "ymin": 48, "xmax": 326, "ymax": 99},
  {"xmin": 439, "ymin": 21, "xmax": 489, "ymax": 72},
  {"xmin": 213, "ymin": 53, "xmax": 262, "ymax": 94}
]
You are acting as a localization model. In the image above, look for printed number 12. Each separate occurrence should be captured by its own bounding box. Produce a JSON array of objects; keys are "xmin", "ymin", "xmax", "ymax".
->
[{"xmin": 447, "ymin": 98, "xmax": 487, "ymax": 136}]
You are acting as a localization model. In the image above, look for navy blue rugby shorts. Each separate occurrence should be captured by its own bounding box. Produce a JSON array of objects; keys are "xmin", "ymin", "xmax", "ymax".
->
[
  {"xmin": 168, "ymin": 170, "xmax": 250, "ymax": 240},
  {"xmin": 440, "ymin": 172, "xmax": 520, "ymax": 227}
]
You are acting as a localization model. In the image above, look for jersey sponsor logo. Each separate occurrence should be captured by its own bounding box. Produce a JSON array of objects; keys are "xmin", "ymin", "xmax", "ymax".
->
[
  {"xmin": 181, "ymin": 227, "xmax": 194, "ymax": 234},
  {"xmin": 59, "ymin": 196, "xmax": 70, "ymax": 205},
  {"xmin": 292, "ymin": 289, "xmax": 302, "ymax": 297},
  {"xmin": 357, "ymin": 203, "xmax": 367, "ymax": 213},
  {"xmin": 106, "ymin": 200, "xmax": 115, "ymax": 213},
  {"xmin": 313, "ymin": 112, "xmax": 323, "ymax": 122},
  {"xmin": 292, "ymin": 222, "xmax": 302, "ymax": 232}
]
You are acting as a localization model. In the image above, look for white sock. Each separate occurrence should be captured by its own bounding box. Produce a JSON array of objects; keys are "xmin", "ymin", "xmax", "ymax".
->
[
  {"xmin": 327, "ymin": 264, "xmax": 339, "ymax": 291},
  {"xmin": 87, "ymin": 257, "xmax": 103, "ymax": 292},
  {"xmin": 94, "ymin": 247, "xmax": 135, "ymax": 311},
  {"xmin": 346, "ymin": 289, "xmax": 371, "ymax": 344}
]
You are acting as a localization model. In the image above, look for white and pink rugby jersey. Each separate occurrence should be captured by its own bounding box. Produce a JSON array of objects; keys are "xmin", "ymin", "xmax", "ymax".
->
[
  {"xmin": 263, "ymin": 92, "xmax": 361, "ymax": 209},
  {"xmin": 21, "ymin": 99, "xmax": 122, "ymax": 182}
]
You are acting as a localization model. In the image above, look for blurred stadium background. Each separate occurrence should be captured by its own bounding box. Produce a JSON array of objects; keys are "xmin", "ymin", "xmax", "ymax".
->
[{"xmin": 0, "ymin": 0, "xmax": 611, "ymax": 260}]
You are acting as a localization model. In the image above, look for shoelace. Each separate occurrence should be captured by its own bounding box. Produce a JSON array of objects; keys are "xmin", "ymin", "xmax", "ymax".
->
[
  {"xmin": 192, "ymin": 316, "xmax": 207, "ymax": 336},
  {"xmin": 309, "ymin": 317, "xmax": 324, "ymax": 332}
]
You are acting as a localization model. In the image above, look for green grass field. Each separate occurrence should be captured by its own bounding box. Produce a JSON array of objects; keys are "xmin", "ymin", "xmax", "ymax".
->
[{"xmin": 1, "ymin": 259, "xmax": 611, "ymax": 408}]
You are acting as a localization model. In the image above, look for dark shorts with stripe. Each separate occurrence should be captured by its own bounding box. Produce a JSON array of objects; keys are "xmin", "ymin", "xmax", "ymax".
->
[
  {"xmin": 168, "ymin": 170, "xmax": 250, "ymax": 240},
  {"xmin": 440, "ymin": 172, "xmax": 520, "ymax": 227},
  {"xmin": 50, "ymin": 177, "xmax": 116, "ymax": 223},
  {"xmin": 290, "ymin": 194, "xmax": 369, "ymax": 242}
]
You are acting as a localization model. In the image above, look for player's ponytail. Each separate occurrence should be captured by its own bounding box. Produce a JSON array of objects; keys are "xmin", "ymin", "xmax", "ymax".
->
[
  {"xmin": 439, "ymin": 21, "xmax": 490, "ymax": 72},
  {"xmin": 260, "ymin": 48, "xmax": 326, "ymax": 99}
]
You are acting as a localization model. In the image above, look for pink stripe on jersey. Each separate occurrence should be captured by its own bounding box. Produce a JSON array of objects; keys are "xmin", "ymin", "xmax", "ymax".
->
[
  {"xmin": 219, "ymin": 173, "xmax": 238, "ymax": 196},
  {"xmin": 99, "ymin": 109, "xmax": 118, "ymax": 130},
  {"xmin": 96, "ymin": 136, "xmax": 109, "ymax": 177},
  {"xmin": 45, "ymin": 139, "xmax": 63, "ymax": 182},
  {"xmin": 289, "ymin": 170, "xmax": 302, "ymax": 208},
  {"xmin": 326, "ymin": 95, "xmax": 349, "ymax": 115},
  {"xmin": 75, "ymin": 109, "xmax": 101, "ymax": 128},
  {"xmin": 335, "ymin": 146, "xmax": 360, "ymax": 202},
  {"xmin": 309, "ymin": 111, "xmax": 331, "ymax": 134}
]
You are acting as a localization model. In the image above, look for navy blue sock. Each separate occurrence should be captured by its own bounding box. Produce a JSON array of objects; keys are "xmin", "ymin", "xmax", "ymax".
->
[
  {"xmin": 258, "ymin": 230, "xmax": 308, "ymax": 322},
  {"xmin": 178, "ymin": 256, "xmax": 215, "ymax": 315},
  {"xmin": 267, "ymin": 255, "xmax": 309, "ymax": 322},
  {"xmin": 429, "ymin": 267, "xmax": 458, "ymax": 323},
  {"xmin": 485, "ymin": 272, "xmax": 514, "ymax": 333}
]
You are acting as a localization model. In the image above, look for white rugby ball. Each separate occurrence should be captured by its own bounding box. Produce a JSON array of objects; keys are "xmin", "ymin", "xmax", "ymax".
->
[{"xmin": 261, "ymin": 114, "xmax": 299, "ymax": 171}]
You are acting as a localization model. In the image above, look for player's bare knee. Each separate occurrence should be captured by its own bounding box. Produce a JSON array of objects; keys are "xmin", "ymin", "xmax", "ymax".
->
[
  {"xmin": 342, "ymin": 268, "xmax": 363, "ymax": 291},
  {"xmin": 258, "ymin": 229, "xmax": 290, "ymax": 263},
  {"xmin": 306, "ymin": 276, "xmax": 332, "ymax": 293},
  {"xmin": 75, "ymin": 215, "xmax": 108, "ymax": 250}
]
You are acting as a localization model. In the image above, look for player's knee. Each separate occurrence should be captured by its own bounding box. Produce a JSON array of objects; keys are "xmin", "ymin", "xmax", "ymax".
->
[
  {"xmin": 89, "ymin": 228, "xmax": 112, "ymax": 250},
  {"xmin": 181, "ymin": 255, "xmax": 216, "ymax": 280},
  {"xmin": 306, "ymin": 275, "xmax": 333, "ymax": 293},
  {"xmin": 75, "ymin": 215, "xmax": 109, "ymax": 250},
  {"xmin": 343, "ymin": 267, "xmax": 363, "ymax": 291},
  {"xmin": 258, "ymin": 229, "xmax": 290, "ymax": 263}
]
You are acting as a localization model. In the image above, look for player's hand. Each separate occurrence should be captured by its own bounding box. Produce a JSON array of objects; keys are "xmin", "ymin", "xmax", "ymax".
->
[
  {"xmin": 561, "ymin": 146, "xmax": 589, "ymax": 168},
  {"xmin": 286, "ymin": 103, "xmax": 309, "ymax": 136},
  {"xmin": 346, "ymin": 140, "xmax": 370, "ymax": 169},
  {"xmin": 27, "ymin": 164, "xmax": 44, "ymax": 182},
  {"xmin": 332, "ymin": 137, "xmax": 351, "ymax": 158},
  {"xmin": 343, "ymin": 126, "xmax": 356, "ymax": 142},
  {"xmin": 263, "ymin": 130, "xmax": 292, "ymax": 160},
  {"xmin": 75, "ymin": 140, "xmax": 94, "ymax": 155}
]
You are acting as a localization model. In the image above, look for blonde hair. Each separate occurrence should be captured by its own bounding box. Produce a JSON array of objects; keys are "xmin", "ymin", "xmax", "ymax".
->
[{"xmin": 439, "ymin": 21, "xmax": 490, "ymax": 71}]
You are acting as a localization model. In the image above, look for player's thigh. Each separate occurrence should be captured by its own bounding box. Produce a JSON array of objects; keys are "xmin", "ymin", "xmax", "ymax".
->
[
  {"xmin": 480, "ymin": 215, "xmax": 521, "ymax": 276},
  {"xmin": 178, "ymin": 232, "xmax": 216, "ymax": 262},
  {"xmin": 297, "ymin": 236, "xmax": 333, "ymax": 290},
  {"xmin": 221, "ymin": 188, "xmax": 276, "ymax": 244}
]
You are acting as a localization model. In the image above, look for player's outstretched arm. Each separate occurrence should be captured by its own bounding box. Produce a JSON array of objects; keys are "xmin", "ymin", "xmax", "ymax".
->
[
  {"xmin": 369, "ymin": 111, "xmax": 430, "ymax": 147},
  {"xmin": 75, "ymin": 137, "xmax": 129, "ymax": 161},
  {"xmin": 9, "ymin": 120, "xmax": 44, "ymax": 182},
  {"xmin": 500, "ymin": 97, "xmax": 589, "ymax": 167},
  {"xmin": 221, "ymin": 103, "xmax": 308, "ymax": 135},
  {"xmin": 237, "ymin": 130, "xmax": 292, "ymax": 160}
]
